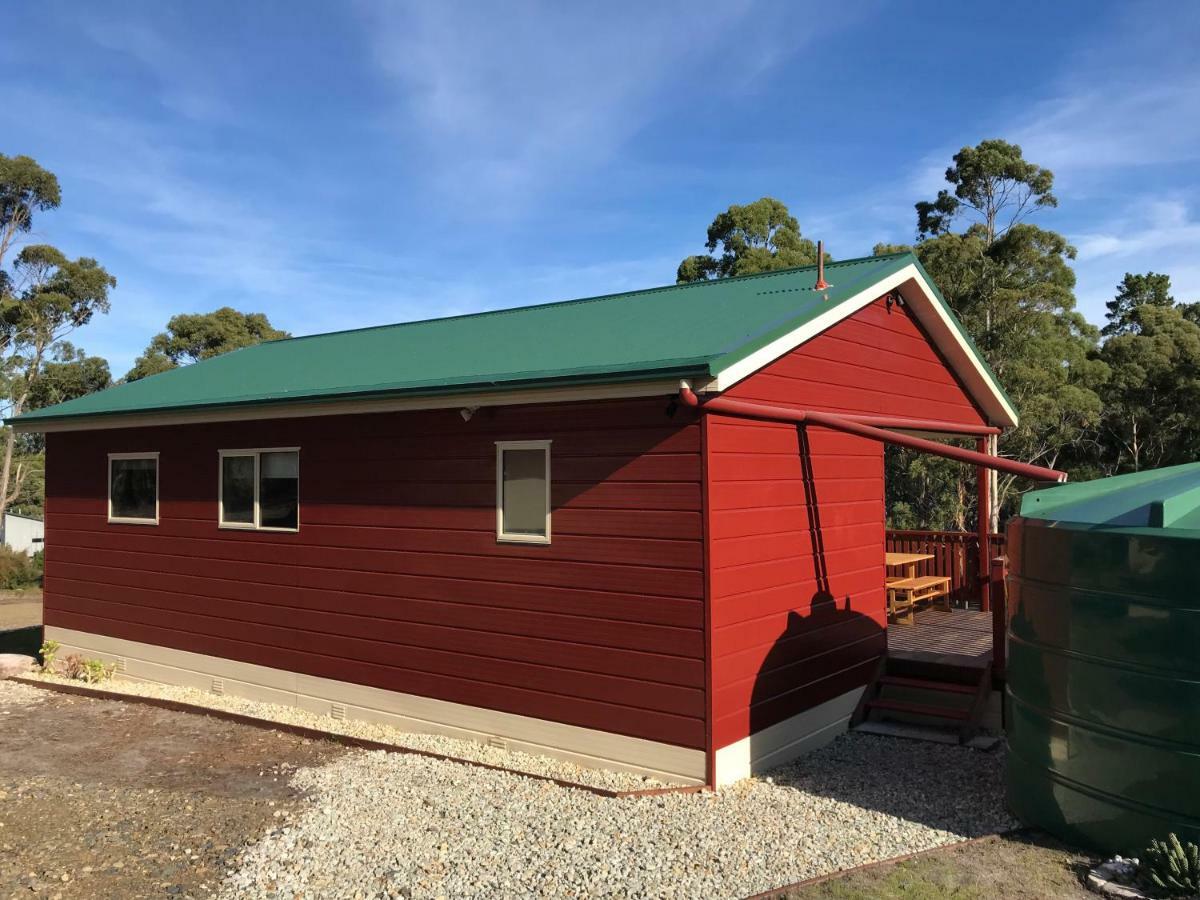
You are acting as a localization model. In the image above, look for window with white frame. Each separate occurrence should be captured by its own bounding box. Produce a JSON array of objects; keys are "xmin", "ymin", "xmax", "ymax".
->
[
  {"xmin": 219, "ymin": 448, "xmax": 300, "ymax": 531},
  {"xmin": 108, "ymin": 452, "xmax": 159, "ymax": 525},
  {"xmin": 496, "ymin": 441, "xmax": 551, "ymax": 543}
]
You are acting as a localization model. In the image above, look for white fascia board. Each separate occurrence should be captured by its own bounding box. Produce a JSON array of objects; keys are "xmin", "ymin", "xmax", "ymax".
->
[{"xmin": 709, "ymin": 263, "xmax": 1018, "ymax": 428}]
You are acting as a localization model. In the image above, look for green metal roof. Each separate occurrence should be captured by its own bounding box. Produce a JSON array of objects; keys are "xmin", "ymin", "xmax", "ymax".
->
[
  {"xmin": 11, "ymin": 251, "xmax": 1006, "ymax": 427},
  {"xmin": 1020, "ymin": 462, "xmax": 1200, "ymax": 533}
]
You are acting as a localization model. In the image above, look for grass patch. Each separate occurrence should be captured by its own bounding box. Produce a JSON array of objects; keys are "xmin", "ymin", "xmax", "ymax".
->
[{"xmin": 780, "ymin": 832, "xmax": 1094, "ymax": 899}]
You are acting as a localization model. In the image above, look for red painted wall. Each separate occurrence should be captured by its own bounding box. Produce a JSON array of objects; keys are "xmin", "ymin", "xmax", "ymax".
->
[
  {"xmin": 44, "ymin": 397, "xmax": 707, "ymax": 749},
  {"xmin": 708, "ymin": 295, "xmax": 988, "ymax": 749}
]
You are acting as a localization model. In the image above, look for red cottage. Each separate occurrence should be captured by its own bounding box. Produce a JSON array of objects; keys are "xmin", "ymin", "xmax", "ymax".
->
[{"xmin": 12, "ymin": 252, "xmax": 1049, "ymax": 786}]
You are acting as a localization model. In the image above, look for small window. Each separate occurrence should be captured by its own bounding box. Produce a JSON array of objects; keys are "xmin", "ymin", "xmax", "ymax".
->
[
  {"xmin": 108, "ymin": 453, "xmax": 159, "ymax": 525},
  {"xmin": 219, "ymin": 448, "xmax": 299, "ymax": 531},
  {"xmin": 496, "ymin": 441, "xmax": 550, "ymax": 543}
]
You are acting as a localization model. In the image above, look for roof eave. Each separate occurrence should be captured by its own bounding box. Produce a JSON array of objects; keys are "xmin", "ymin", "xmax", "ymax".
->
[{"xmin": 9, "ymin": 365, "xmax": 715, "ymax": 433}]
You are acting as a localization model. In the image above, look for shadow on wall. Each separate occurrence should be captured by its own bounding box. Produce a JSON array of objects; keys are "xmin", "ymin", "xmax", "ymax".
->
[{"xmin": 747, "ymin": 424, "xmax": 886, "ymax": 755}]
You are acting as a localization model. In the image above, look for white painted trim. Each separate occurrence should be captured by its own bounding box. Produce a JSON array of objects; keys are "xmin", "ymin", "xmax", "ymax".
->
[
  {"xmin": 44, "ymin": 625, "xmax": 706, "ymax": 785},
  {"xmin": 712, "ymin": 686, "xmax": 865, "ymax": 786},
  {"xmin": 107, "ymin": 452, "xmax": 160, "ymax": 526},
  {"xmin": 15, "ymin": 378, "xmax": 707, "ymax": 434},
  {"xmin": 709, "ymin": 263, "xmax": 1018, "ymax": 428},
  {"xmin": 495, "ymin": 440, "xmax": 552, "ymax": 544},
  {"xmin": 217, "ymin": 447, "xmax": 301, "ymax": 532}
]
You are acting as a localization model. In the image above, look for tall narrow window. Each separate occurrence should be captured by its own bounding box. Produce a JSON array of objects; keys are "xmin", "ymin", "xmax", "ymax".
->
[
  {"xmin": 108, "ymin": 453, "xmax": 159, "ymax": 525},
  {"xmin": 219, "ymin": 448, "xmax": 299, "ymax": 531},
  {"xmin": 496, "ymin": 440, "xmax": 550, "ymax": 543}
]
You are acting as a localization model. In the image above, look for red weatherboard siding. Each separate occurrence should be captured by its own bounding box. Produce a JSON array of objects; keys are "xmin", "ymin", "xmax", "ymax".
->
[
  {"xmin": 44, "ymin": 397, "xmax": 707, "ymax": 749},
  {"xmin": 708, "ymin": 295, "xmax": 989, "ymax": 749},
  {"xmin": 729, "ymin": 296, "xmax": 988, "ymax": 425}
]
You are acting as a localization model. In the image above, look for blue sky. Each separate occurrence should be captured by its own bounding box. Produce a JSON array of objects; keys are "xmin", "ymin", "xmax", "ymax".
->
[{"xmin": 4, "ymin": 1, "xmax": 1199, "ymax": 377}]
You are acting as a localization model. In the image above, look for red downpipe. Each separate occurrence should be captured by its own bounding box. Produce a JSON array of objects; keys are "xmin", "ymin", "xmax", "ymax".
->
[
  {"xmin": 835, "ymin": 413, "xmax": 1000, "ymax": 437},
  {"xmin": 678, "ymin": 386, "xmax": 1066, "ymax": 483},
  {"xmin": 976, "ymin": 436, "xmax": 992, "ymax": 611}
]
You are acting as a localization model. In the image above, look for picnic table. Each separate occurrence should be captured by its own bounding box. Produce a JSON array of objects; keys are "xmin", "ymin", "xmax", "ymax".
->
[{"xmin": 885, "ymin": 551, "xmax": 950, "ymax": 623}]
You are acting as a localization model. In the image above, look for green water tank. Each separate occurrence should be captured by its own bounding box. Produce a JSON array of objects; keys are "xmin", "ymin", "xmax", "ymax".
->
[{"xmin": 1006, "ymin": 463, "xmax": 1200, "ymax": 853}]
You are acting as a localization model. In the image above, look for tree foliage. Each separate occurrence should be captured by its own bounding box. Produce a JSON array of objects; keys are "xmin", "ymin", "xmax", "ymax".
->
[
  {"xmin": 878, "ymin": 141, "xmax": 1105, "ymax": 526},
  {"xmin": 677, "ymin": 197, "xmax": 823, "ymax": 282},
  {"xmin": 126, "ymin": 307, "xmax": 290, "ymax": 381},
  {"xmin": 1102, "ymin": 272, "xmax": 1174, "ymax": 337},
  {"xmin": 25, "ymin": 343, "xmax": 112, "ymax": 411},
  {"xmin": 1096, "ymin": 301, "xmax": 1200, "ymax": 472},
  {"xmin": 0, "ymin": 155, "xmax": 115, "ymax": 522},
  {"xmin": 915, "ymin": 139, "xmax": 1056, "ymax": 242}
]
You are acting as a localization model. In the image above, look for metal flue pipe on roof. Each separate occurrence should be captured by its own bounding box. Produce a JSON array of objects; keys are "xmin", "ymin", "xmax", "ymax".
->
[
  {"xmin": 813, "ymin": 241, "xmax": 830, "ymax": 290},
  {"xmin": 678, "ymin": 384, "xmax": 1067, "ymax": 483}
]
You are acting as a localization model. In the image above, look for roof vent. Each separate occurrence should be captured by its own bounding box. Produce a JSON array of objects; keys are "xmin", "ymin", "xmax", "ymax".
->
[{"xmin": 813, "ymin": 241, "xmax": 830, "ymax": 291}]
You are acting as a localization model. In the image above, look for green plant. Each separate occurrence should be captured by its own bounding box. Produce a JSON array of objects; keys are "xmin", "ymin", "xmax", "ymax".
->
[
  {"xmin": 1143, "ymin": 833, "xmax": 1200, "ymax": 897},
  {"xmin": 56, "ymin": 653, "xmax": 114, "ymax": 683},
  {"xmin": 38, "ymin": 639, "xmax": 59, "ymax": 672},
  {"xmin": 79, "ymin": 657, "xmax": 115, "ymax": 684}
]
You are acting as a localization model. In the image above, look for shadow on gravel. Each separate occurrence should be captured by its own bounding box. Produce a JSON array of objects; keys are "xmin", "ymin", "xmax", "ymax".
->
[
  {"xmin": 743, "ymin": 426, "xmax": 1007, "ymax": 837},
  {"xmin": 0, "ymin": 624, "xmax": 40, "ymax": 655}
]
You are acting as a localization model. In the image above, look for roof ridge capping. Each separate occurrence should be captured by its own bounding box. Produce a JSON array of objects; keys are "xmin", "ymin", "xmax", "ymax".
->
[{"xmin": 268, "ymin": 251, "xmax": 917, "ymax": 346}]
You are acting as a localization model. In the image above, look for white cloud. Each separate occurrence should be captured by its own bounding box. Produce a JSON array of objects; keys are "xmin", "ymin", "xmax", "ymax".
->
[
  {"xmin": 77, "ymin": 15, "xmax": 232, "ymax": 122},
  {"xmin": 1075, "ymin": 199, "xmax": 1200, "ymax": 261},
  {"xmin": 1071, "ymin": 198, "xmax": 1200, "ymax": 322},
  {"xmin": 354, "ymin": 0, "xmax": 862, "ymax": 211}
]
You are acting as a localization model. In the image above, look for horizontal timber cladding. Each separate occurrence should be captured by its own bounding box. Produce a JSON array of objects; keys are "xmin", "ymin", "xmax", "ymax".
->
[
  {"xmin": 707, "ymin": 293, "xmax": 990, "ymax": 758},
  {"xmin": 44, "ymin": 396, "xmax": 707, "ymax": 750}
]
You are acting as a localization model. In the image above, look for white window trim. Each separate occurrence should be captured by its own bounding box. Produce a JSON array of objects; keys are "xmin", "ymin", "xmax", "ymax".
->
[
  {"xmin": 495, "ymin": 440, "xmax": 551, "ymax": 545},
  {"xmin": 218, "ymin": 447, "xmax": 301, "ymax": 533},
  {"xmin": 107, "ymin": 452, "xmax": 160, "ymax": 526}
]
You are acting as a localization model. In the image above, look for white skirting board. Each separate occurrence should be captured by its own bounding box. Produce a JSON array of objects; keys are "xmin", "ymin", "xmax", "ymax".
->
[
  {"xmin": 43, "ymin": 626, "xmax": 706, "ymax": 786},
  {"xmin": 712, "ymin": 687, "xmax": 866, "ymax": 786}
]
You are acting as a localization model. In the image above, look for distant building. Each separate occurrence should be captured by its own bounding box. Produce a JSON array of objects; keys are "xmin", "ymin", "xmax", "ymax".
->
[{"xmin": 2, "ymin": 512, "xmax": 44, "ymax": 556}]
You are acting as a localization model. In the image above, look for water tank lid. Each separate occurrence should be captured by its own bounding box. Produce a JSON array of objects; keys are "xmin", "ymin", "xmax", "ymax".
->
[{"xmin": 1020, "ymin": 461, "xmax": 1200, "ymax": 531}]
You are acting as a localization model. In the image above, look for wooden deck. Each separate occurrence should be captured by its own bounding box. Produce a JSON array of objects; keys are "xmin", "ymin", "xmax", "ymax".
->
[{"xmin": 887, "ymin": 608, "xmax": 992, "ymax": 668}]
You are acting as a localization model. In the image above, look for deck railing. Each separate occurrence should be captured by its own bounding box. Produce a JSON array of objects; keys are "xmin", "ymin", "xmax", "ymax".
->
[{"xmin": 885, "ymin": 529, "xmax": 1007, "ymax": 609}]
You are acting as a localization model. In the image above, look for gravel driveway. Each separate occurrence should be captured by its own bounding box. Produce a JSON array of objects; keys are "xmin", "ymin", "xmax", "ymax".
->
[
  {"xmin": 4, "ymin": 678, "xmax": 1016, "ymax": 899},
  {"xmin": 223, "ymin": 733, "xmax": 1016, "ymax": 899}
]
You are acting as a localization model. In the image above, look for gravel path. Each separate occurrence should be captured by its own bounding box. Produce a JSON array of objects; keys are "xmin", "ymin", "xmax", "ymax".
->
[
  {"xmin": 220, "ymin": 733, "xmax": 1017, "ymax": 899},
  {"xmin": 25, "ymin": 673, "xmax": 669, "ymax": 793}
]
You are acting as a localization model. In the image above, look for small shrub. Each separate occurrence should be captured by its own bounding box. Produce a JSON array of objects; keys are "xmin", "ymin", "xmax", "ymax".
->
[
  {"xmin": 58, "ymin": 653, "xmax": 85, "ymax": 680},
  {"xmin": 38, "ymin": 639, "xmax": 59, "ymax": 672},
  {"xmin": 0, "ymin": 545, "xmax": 42, "ymax": 589},
  {"xmin": 80, "ymin": 658, "xmax": 115, "ymax": 684},
  {"xmin": 55, "ymin": 653, "xmax": 114, "ymax": 684},
  {"xmin": 1143, "ymin": 833, "xmax": 1200, "ymax": 897}
]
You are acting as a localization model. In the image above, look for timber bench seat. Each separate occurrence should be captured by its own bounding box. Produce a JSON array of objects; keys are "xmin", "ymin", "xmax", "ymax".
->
[{"xmin": 887, "ymin": 575, "xmax": 951, "ymax": 623}]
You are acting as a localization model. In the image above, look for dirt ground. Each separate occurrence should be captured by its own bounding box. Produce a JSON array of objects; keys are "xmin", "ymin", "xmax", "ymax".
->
[
  {"xmin": 0, "ymin": 590, "xmax": 41, "ymax": 632},
  {"xmin": 0, "ymin": 680, "xmax": 345, "ymax": 900},
  {"xmin": 782, "ymin": 830, "xmax": 1096, "ymax": 899},
  {"xmin": 2, "ymin": 676, "xmax": 1097, "ymax": 900}
]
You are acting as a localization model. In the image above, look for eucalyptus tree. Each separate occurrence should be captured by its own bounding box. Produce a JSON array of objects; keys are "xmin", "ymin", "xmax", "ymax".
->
[
  {"xmin": 677, "ymin": 197, "xmax": 824, "ymax": 282},
  {"xmin": 0, "ymin": 154, "xmax": 115, "ymax": 521},
  {"xmin": 126, "ymin": 307, "xmax": 290, "ymax": 381}
]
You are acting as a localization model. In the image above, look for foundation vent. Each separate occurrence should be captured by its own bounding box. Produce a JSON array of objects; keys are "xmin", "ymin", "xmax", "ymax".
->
[
  {"xmin": 210, "ymin": 679, "xmax": 225, "ymax": 695},
  {"xmin": 486, "ymin": 735, "xmax": 508, "ymax": 751},
  {"xmin": 330, "ymin": 703, "xmax": 347, "ymax": 721},
  {"xmin": 114, "ymin": 657, "xmax": 127, "ymax": 674}
]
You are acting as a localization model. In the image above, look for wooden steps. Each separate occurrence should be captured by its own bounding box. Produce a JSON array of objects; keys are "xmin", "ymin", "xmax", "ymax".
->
[
  {"xmin": 853, "ymin": 653, "xmax": 993, "ymax": 743},
  {"xmin": 876, "ymin": 674, "xmax": 977, "ymax": 695},
  {"xmin": 865, "ymin": 698, "xmax": 970, "ymax": 720}
]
